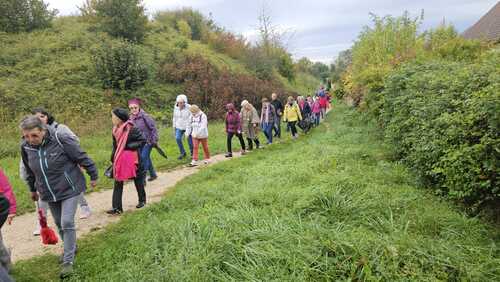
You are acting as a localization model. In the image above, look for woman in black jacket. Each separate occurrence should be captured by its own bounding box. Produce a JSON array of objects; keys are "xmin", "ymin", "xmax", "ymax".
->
[{"xmin": 107, "ymin": 108, "xmax": 147, "ymax": 215}]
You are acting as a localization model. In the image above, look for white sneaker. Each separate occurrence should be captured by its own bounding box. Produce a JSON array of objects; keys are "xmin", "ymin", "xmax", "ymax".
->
[
  {"xmin": 190, "ymin": 160, "xmax": 198, "ymax": 166},
  {"xmin": 204, "ymin": 159, "xmax": 211, "ymax": 164},
  {"xmin": 79, "ymin": 205, "xmax": 91, "ymax": 219},
  {"xmin": 33, "ymin": 227, "xmax": 40, "ymax": 236}
]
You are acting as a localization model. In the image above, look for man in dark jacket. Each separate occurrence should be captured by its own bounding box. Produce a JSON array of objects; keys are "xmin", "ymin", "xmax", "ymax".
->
[
  {"xmin": 270, "ymin": 93, "xmax": 284, "ymax": 138},
  {"xmin": 20, "ymin": 115, "xmax": 98, "ymax": 279}
]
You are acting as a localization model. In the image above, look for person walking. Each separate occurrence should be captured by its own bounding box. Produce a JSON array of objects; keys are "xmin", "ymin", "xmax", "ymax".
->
[
  {"xmin": 128, "ymin": 99, "xmax": 159, "ymax": 182},
  {"xmin": 240, "ymin": 100, "xmax": 261, "ymax": 150},
  {"xmin": 0, "ymin": 169, "xmax": 16, "ymax": 275},
  {"xmin": 30, "ymin": 108, "xmax": 91, "ymax": 225},
  {"xmin": 270, "ymin": 93, "xmax": 284, "ymax": 138},
  {"xmin": 173, "ymin": 94, "xmax": 193, "ymax": 160},
  {"xmin": 310, "ymin": 96, "xmax": 321, "ymax": 127},
  {"xmin": 20, "ymin": 115, "xmax": 98, "ymax": 279},
  {"xmin": 107, "ymin": 108, "xmax": 147, "ymax": 215},
  {"xmin": 318, "ymin": 91, "xmax": 329, "ymax": 120},
  {"xmin": 260, "ymin": 98, "xmax": 277, "ymax": 145},
  {"xmin": 225, "ymin": 103, "xmax": 246, "ymax": 158},
  {"xmin": 283, "ymin": 96, "xmax": 302, "ymax": 139},
  {"xmin": 187, "ymin": 105, "xmax": 210, "ymax": 166}
]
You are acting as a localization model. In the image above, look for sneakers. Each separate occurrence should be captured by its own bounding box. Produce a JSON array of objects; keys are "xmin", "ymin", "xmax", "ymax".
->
[
  {"xmin": 177, "ymin": 153, "xmax": 186, "ymax": 160},
  {"xmin": 136, "ymin": 202, "xmax": 146, "ymax": 209},
  {"xmin": 79, "ymin": 205, "xmax": 91, "ymax": 219},
  {"xmin": 204, "ymin": 159, "xmax": 211, "ymax": 164},
  {"xmin": 60, "ymin": 262, "xmax": 74, "ymax": 279},
  {"xmin": 189, "ymin": 160, "xmax": 198, "ymax": 167},
  {"xmin": 106, "ymin": 208, "xmax": 123, "ymax": 215},
  {"xmin": 225, "ymin": 153, "xmax": 233, "ymax": 158},
  {"xmin": 147, "ymin": 176, "xmax": 158, "ymax": 182},
  {"xmin": 33, "ymin": 225, "xmax": 40, "ymax": 236}
]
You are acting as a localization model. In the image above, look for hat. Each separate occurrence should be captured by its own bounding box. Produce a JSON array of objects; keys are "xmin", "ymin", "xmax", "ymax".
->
[
  {"xmin": 189, "ymin": 104, "xmax": 200, "ymax": 114},
  {"xmin": 112, "ymin": 108, "xmax": 129, "ymax": 122},
  {"xmin": 176, "ymin": 94, "xmax": 188, "ymax": 103},
  {"xmin": 128, "ymin": 98, "xmax": 142, "ymax": 106}
]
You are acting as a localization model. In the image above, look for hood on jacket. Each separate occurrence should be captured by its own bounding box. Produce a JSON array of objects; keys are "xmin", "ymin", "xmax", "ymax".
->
[{"xmin": 176, "ymin": 94, "xmax": 188, "ymax": 104}]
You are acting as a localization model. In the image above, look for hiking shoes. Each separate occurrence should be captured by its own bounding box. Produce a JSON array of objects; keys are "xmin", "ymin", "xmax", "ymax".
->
[
  {"xmin": 60, "ymin": 263, "xmax": 74, "ymax": 279},
  {"xmin": 106, "ymin": 209, "xmax": 123, "ymax": 215},
  {"xmin": 79, "ymin": 205, "xmax": 91, "ymax": 219},
  {"xmin": 225, "ymin": 153, "xmax": 233, "ymax": 158},
  {"xmin": 136, "ymin": 202, "xmax": 146, "ymax": 209},
  {"xmin": 148, "ymin": 176, "xmax": 158, "ymax": 182}
]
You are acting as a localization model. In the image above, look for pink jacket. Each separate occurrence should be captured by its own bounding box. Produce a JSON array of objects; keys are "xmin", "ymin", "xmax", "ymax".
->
[
  {"xmin": 0, "ymin": 169, "xmax": 17, "ymax": 214},
  {"xmin": 312, "ymin": 101, "xmax": 321, "ymax": 114}
]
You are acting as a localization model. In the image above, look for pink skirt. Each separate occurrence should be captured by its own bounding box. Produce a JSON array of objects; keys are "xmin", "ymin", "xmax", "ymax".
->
[{"xmin": 113, "ymin": 150, "xmax": 138, "ymax": 181}]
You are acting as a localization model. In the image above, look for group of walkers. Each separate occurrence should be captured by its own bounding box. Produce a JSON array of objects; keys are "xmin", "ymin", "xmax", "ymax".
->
[{"xmin": 0, "ymin": 87, "xmax": 331, "ymax": 279}]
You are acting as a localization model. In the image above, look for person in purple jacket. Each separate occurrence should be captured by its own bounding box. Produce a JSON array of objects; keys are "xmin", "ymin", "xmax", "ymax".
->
[
  {"xmin": 225, "ymin": 103, "xmax": 246, "ymax": 158},
  {"xmin": 128, "ymin": 98, "xmax": 159, "ymax": 182}
]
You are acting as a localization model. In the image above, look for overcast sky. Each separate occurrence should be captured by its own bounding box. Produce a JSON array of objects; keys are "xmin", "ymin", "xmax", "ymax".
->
[{"xmin": 46, "ymin": 0, "xmax": 498, "ymax": 63}]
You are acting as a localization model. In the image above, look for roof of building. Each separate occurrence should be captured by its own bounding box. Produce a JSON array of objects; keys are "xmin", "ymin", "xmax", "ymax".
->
[{"xmin": 462, "ymin": 2, "xmax": 500, "ymax": 42}]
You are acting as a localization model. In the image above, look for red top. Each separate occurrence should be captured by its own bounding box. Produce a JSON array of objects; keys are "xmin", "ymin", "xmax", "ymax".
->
[{"xmin": 0, "ymin": 168, "xmax": 17, "ymax": 214}]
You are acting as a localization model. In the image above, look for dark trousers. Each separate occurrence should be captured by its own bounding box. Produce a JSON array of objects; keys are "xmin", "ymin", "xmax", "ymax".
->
[
  {"xmin": 112, "ymin": 176, "xmax": 146, "ymax": 211},
  {"xmin": 288, "ymin": 121, "xmax": 298, "ymax": 137},
  {"xmin": 246, "ymin": 138, "xmax": 260, "ymax": 150},
  {"xmin": 273, "ymin": 119, "xmax": 281, "ymax": 138},
  {"xmin": 227, "ymin": 132, "xmax": 245, "ymax": 153}
]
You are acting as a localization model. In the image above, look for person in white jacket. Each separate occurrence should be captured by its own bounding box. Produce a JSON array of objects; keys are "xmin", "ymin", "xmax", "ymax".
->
[
  {"xmin": 186, "ymin": 105, "xmax": 210, "ymax": 166},
  {"xmin": 173, "ymin": 94, "xmax": 193, "ymax": 160}
]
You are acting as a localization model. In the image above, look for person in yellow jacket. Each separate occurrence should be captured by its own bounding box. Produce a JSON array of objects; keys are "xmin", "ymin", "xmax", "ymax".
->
[{"xmin": 283, "ymin": 96, "xmax": 302, "ymax": 139}]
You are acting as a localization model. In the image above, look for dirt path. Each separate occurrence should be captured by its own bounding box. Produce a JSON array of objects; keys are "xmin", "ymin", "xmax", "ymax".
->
[{"xmin": 3, "ymin": 153, "xmax": 241, "ymax": 262}]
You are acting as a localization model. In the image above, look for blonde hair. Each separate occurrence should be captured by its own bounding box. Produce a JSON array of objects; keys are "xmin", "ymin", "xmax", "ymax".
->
[{"xmin": 189, "ymin": 104, "xmax": 200, "ymax": 114}]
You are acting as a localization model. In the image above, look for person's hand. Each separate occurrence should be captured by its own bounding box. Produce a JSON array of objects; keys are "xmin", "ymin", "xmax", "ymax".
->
[
  {"xmin": 90, "ymin": 180, "xmax": 97, "ymax": 188},
  {"xmin": 7, "ymin": 214, "xmax": 15, "ymax": 225},
  {"xmin": 31, "ymin": 192, "xmax": 39, "ymax": 202},
  {"xmin": 237, "ymin": 130, "xmax": 242, "ymax": 134}
]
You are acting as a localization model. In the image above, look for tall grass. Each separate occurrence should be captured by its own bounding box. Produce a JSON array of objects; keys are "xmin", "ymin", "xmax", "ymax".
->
[{"xmin": 12, "ymin": 103, "xmax": 500, "ymax": 281}]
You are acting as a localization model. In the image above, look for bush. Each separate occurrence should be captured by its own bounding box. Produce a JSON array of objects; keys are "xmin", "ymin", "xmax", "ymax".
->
[
  {"xmin": 0, "ymin": 0, "xmax": 56, "ymax": 33},
  {"xmin": 154, "ymin": 8, "xmax": 212, "ymax": 41},
  {"xmin": 81, "ymin": 0, "xmax": 148, "ymax": 43},
  {"xmin": 157, "ymin": 54, "xmax": 291, "ymax": 119},
  {"xmin": 381, "ymin": 52, "xmax": 500, "ymax": 209},
  {"xmin": 92, "ymin": 40, "xmax": 149, "ymax": 90}
]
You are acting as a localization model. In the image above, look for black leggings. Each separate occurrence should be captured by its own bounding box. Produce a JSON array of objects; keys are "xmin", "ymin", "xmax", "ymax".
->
[
  {"xmin": 288, "ymin": 121, "xmax": 298, "ymax": 137},
  {"xmin": 246, "ymin": 137, "xmax": 260, "ymax": 150},
  {"xmin": 227, "ymin": 132, "xmax": 246, "ymax": 153},
  {"xmin": 112, "ymin": 176, "xmax": 145, "ymax": 211}
]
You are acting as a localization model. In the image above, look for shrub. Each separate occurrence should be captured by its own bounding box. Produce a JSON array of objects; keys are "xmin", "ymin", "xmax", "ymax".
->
[
  {"xmin": 154, "ymin": 8, "xmax": 212, "ymax": 41},
  {"xmin": 381, "ymin": 52, "xmax": 500, "ymax": 209},
  {"xmin": 0, "ymin": 0, "xmax": 56, "ymax": 33},
  {"xmin": 91, "ymin": 40, "xmax": 149, "ymax": 90},
  {"xmin": 277, "ymin": 53, "xmax": 296, "ymax": 82},
  {"xmin": 176, "ymin": 20, "xmax": 192, "ymax": 39},
  {"xmin": 80, "ymin": 0, "xmax": 148, "ymax": 43}
]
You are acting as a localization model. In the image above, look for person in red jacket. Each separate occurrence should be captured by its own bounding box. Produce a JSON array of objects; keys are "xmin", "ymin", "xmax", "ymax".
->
[{"xmin": 0, "ymin": 168, "xmax": 17, "ymax": 274}]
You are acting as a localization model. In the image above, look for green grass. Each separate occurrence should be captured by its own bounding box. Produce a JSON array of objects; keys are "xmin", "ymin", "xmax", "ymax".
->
[
  {"xmin": 0, "ymin": 122, "xmax": 230, "ymax": 215},
  {"xmin": 12, "ymin": 103, "xmax": 500, "ymax": 281}
]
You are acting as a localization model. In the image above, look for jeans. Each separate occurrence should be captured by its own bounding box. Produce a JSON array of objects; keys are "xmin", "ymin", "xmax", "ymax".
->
[
  {"xmin": 175, "ymin": 128, "xmax": 193, "ymax": 156},
  {"xmin": 314, "ymin": 113, "xmax": 320, "ymax": 126},
  {"xmin": 262, "ymin": 122, "xmax": 274, "ymax": 144},
  {"xmin": 273, "ymin": 118, "xmax": 281, "ymax": 138},
  {"xmin": 113, "ymin": 175, "xmax": 146, "ymax": 211},
  {"xmin": 140, "ymin": 144, "xmax": 157, "ymax": 178},
  {"xmin": 48, "ymin": 195, "xmax": 79, "ymax": 264},
  {"xmin": 227, "ymin": 132, "xmax": 245, "ymax": 153},
  {"xmin": 288, "ymin": 121, "xmax": 298, "ymax": 137}
]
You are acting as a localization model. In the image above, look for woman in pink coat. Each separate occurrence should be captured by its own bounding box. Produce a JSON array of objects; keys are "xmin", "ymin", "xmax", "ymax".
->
[{"xmin": 0, "ymin": 168, "xmax": 17, "ymax": 273}]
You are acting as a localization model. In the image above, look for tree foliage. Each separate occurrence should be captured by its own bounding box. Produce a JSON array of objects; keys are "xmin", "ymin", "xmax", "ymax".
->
[
  {"xmin": 0, "ymin": 0, "xmax": 56, "ymax": 33},
  {"xmin": 79, "ymin": 0, "xmax": 148, "ymax": 43}
]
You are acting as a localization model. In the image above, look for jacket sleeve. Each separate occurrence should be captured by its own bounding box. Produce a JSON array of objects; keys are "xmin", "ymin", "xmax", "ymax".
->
[
  {"xmin": 283, "ymin": 106, "xmax": 288, "ymax": 122},
  {"xmin": 186, "ymin": 116, "xmax": 192, "ymax": 136},
  {"xmin": 126, "ymin": 127, "xmax": 146, "ymax": 150},
  {"xmin": 201, "ymin": 113, "xmax": 208, "ymax": 132},
  {"xmin": 20, "ymin": 146, "xmax": 36, "ymax": 193},
  {"xmin": 172, "ymin": 108, "xmax": 177, "ymax": 130},
  {"xmin": 144, "ymin": 114, "xmax": 158, "ymax": 145},
  {"xmin": 297, "ymin": 105, "xmax": 303, "ymax": 121},
  {"xmin": 59, "ymin": 134, "xmax": 99, "ymax": 181},
  {"xmin": 237, "ymin": 113, "xmax": 242, "ymax": 132},
  {"xmin": 0, "ymin": 169, "xmax": 17, "ymax": 215},
  {"xmin": 111, "ymin": 135, "xmax": 117, "ymax": 163}
]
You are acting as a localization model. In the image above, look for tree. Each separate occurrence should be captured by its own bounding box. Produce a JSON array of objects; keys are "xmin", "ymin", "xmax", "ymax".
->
[
  {"xmin": 0, "ymin": 0, "xmax": 57, "ymax": 33},
  {"xmin": 330, "ymin": 49, "xmax": 352, "ymax": 82},
  {"xmin": 177, "ymin": 20, "xmax": 192, "ymax": 39},
  {"xmin": 310, "ymin": 62, "xmax": 330, "ymax": 82},
  {"xmin": 79, "ymin": 0, "xmax": 148, "ymax": 43},
  {"xmin": 296, "ymin": 57, "xmax": 313, "ymax": 73}
]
